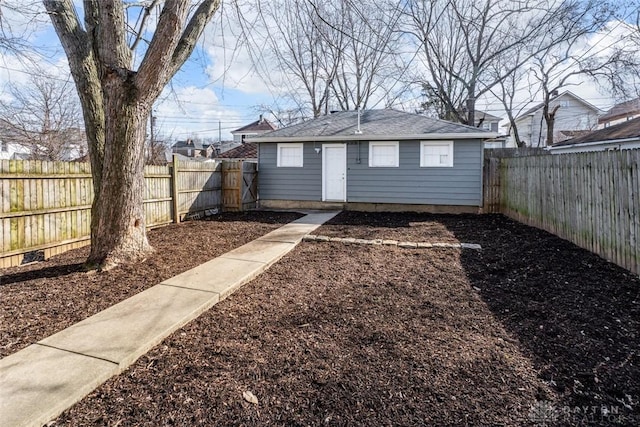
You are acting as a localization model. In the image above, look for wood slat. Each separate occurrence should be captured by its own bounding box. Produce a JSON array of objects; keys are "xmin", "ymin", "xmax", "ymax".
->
[
  {"xmin": 1, "ymin": 159, "xmax": 256, "ymax": 268},
  {"xmin": 487, "ymin": 150, "xmax": 639, "ymax": 275}
]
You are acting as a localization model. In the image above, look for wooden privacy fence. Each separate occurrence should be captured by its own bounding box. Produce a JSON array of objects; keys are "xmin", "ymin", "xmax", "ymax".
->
[
  {"xmin": 483, "ymin": 149, "xmax": 640, "ymax": 275},
  {"xmin": 0, "ymin": 157, "xmax": 257, "ymax": 268},
  {"xmin": 221, "ymin": 161, "xmax": 258, "ymax": 212}
]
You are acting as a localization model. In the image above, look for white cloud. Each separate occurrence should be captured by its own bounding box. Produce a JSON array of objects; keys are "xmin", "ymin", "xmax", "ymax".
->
[
  {"xmin": 201, "ymin": 6, "xmax": 288, "ymax": 97},
  {"xmin": 154, "ymin": 86, "xmax": 245, "ymax": 141}
]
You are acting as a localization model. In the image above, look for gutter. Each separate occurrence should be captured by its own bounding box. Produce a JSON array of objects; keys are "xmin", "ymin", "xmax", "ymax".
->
[
  {"xmin": 247, "ymin": 132, "xmax": 498, "ymax": 143},
  {"xmin": 548, "ymin": 136, "xmax": 640, "ymax": 150}
]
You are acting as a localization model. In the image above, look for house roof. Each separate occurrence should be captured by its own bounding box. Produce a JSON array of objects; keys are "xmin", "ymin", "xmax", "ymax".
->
[
  {"xmin": 552, "ymin": 116, "xmax": 640, "ymax": 147},
  {"xmin": 172, "ymin": 139, "xmax": 211, "ymax": 150},
  {"xmin": 231, "ymin": 118, "xmax": 277, "ymax": 134},
  {"xmin": 248, "ymin": 109, "xmax": 495, "ymax": 142},
  {"xmin": 598, "ymin": 98, "xmax": 640, "ymax": 123},
  {"xmin": 474, "ymin": 110, "xmax": 502, "ymax": 122},
  {"xmin": 216, "ymin": 142, "xmax": 257, "ymax": 159},
  {"xmin": 516, "ymin": 91, "xmax": 600, "ymax": 119}
]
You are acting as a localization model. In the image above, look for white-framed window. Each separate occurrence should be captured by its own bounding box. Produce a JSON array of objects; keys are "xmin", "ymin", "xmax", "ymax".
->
[
  {"xmin": 420, "ymin": 141, "xmax": 454, "ymax": 167},
  {"xmin": 277, "ymin": 143, "xmax": 304, "ymax": 167},
  {"xmin": 481, "ymin": 122, "xmax": 491, "ymax": 130},
  {"xmin": 0, "ymin": 141, "xmax": 7, "ymax": 152},
  {"xmin": 369, "ymin": 141, "xmax": 399, "ymax": 167}
]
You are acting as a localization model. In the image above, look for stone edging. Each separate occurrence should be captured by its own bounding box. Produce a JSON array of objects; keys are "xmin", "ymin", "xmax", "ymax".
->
[{"xmin": 302, "ymin": 235, "xmax": 481, "ymax": 250}]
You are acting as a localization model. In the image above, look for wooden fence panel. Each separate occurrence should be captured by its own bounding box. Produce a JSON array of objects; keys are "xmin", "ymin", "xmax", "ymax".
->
[
  {"xmin": 489, "ymin": 150, "xmax": 640, "ymax": 275},
  {"xmin": 222, "ymin": 161, "xmax": 242, "ymax": 212},
  {"xmin": 0, "ymin": 158, "xmax": 257, "ymax": 268},
  {"xmin": 242, "ymin": 162, "xmax": 258, "ymax": 211},
  {"xmin": 173, "ymin": 159, "xmax": 221, "ymax": 221},
  {"xmin": 143, "ymin": 164, "xmax": 172, "ymax": 228},
  {"xmin": 0, "ymin": 159, "xmax": 93, "ymax": 267}
]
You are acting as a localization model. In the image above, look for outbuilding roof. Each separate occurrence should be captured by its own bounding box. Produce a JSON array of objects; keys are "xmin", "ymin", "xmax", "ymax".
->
[
  {"xmin": 248, "ymin": 109, "xmax": 495, "ymax": 142},
  {"xmin": 552, "ymin": 117, "xmax": 640, "ymax": 147},
  {"xmin": 216, "ymin": 142, "xmax": 257, "ymax": 159}
]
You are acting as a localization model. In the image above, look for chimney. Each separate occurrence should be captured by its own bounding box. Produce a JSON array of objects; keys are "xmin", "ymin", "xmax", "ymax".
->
[
  {"xmin": 259, "ymin": 114, "xmax": 263, "ymax": 123},
  {"xmin": 551, "ymin": 90, "xmax": 559, "ymax": 97}
]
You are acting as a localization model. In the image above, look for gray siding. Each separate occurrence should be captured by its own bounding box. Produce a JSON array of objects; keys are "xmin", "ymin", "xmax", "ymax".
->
[
  {"xmin": 258, "ymin": 140, "xmax": 483, "ymax": 206},
  {"xmin": 258, "ymin": 143, "xmax": 322, "ymax": 200},
  {"xmin": 347, "ymin": 140, "xmax": 482, "ymax": 206}
]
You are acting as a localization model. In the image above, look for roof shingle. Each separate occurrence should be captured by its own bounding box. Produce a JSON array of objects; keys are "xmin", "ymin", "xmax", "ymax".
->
[{"xmin": 250, "ymin": 109, "xmax": 492, "ymax": 141}]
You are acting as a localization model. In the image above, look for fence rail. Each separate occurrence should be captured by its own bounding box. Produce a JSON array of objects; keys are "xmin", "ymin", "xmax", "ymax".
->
[
  {"xmin": 0, "ymin": 157, "xmax": 257, "ymax": 268},
  {"xmin": 484, "ymin": 149, "xmax": 640, "ymax": 275}
]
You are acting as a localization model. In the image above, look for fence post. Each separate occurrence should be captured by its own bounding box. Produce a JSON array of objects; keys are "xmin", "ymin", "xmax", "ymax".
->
[{"xmin": 171, "ymin": 154, "xmax": 180, "ymax": 223}]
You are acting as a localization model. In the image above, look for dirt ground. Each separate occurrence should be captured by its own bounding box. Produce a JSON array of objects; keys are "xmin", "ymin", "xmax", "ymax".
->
[
  {"xmin": 0, "ymin": 211, "xmax": 302, "ymax": 359},
  {"xmin": 3, "ymin": 211, "xmax": 639, "ymax": 426}
]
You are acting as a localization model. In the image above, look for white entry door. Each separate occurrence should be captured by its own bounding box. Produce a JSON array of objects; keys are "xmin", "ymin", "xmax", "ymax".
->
[{"xmin": 322, "ymin": 144, "xmax": 346, "ymax": 202}]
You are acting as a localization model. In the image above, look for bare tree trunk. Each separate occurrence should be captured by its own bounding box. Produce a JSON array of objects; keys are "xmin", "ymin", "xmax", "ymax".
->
[
  {"xmin": 44, "ymin": 0, "xmax": 221, "ymax": 270},
  {"xmin": 512, "ymin": 121, "xmax": 525, "ymax": 147},
  {"xmin": 88, "ymin": 81, "xmax": 152, "ymax": 267},
  {"xmin": 542, "ymin": 104, "xmax": 560, "ymax": 146},
  {"xmin": 546, "ymin": 115, "xmax": 556, "ymax": 146}
]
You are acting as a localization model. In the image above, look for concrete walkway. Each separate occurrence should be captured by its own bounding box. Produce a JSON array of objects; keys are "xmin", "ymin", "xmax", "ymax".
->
[{"xmin": 0, "ymin": 211, "xmax": 339, "ymax": 427}]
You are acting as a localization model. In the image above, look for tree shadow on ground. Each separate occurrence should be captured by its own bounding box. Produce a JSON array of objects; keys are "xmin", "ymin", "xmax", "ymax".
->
[
  {"xmin": 445, "ymin": 214, "xmax": 640, "ymax": 425},
  {"xmin": 0, "ymin": 263, "xmax": 86, "ymax": 286},
  {"xmin": 321, "ymin": 211, "xmax": 640, "ymax": 425}
]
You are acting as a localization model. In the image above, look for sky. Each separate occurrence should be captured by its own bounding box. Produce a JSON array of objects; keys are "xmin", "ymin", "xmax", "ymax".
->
[{"xmin": 0, "ymin": 1, "xmax": 637, "ymax": 142}]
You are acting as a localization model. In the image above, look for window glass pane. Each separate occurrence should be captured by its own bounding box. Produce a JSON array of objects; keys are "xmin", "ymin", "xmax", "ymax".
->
[
  {"xmin": 278, "ymin": 144, "xmax": 303, "ymax": 167},
  {"xmin": 369, "ymin": 142, "xmax": 398, "ymax": 167},
  {"xmin": 421, "ymin": 142, "xmax": 453, "ymax": 167},
  {"xmin": 371, "ymin": 144, "xmax": 396, "ymax": 166}
]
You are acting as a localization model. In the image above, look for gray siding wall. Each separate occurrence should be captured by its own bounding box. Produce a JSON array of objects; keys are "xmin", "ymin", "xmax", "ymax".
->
[
  {"xmin": 258, "ymin": 142, "xmax": 322, "ymax": 200},
  {"xmin": 258, "ymin": 140, "xmax": 483, "ymax": 206},
  {"xmin": 347, "ymin": 140, "xmax": 482, "ymax": 205}
]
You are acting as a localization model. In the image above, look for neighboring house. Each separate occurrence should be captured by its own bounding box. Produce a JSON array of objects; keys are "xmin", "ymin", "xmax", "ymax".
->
[
  {"xmin": 548, "ymin": 116, "xmax": 640, "ymax": 154},
  {"xmin": 0, "ymin": 125, "xmax": 87, "ymax": 161},
  {"xmin": 511, "ymin": 91, "xmax": 600, "ymax": 147},
  {"xmin": 598, "ymin": 97, "xmax": 640, "ymax": 128},
  {"xmin": 171, "ymin": 139, "xmax": 213, "ymax": 158},
  {"xmin": 215, "ymin": 142, "xmax": 257, "ymax": 161},
  {"xmin": 474, "ymin": 110, "xmax": 501, "ymax": 132},
  {"xmin": 0, "ymin": 140, "xmax": 30, "ymax": 160},
  {"xmin": 248, "ymin": 109, "xmax": 496, "ymax": 212},
  {"xmin": 231, "ymin": 115, "xmax": 277, "ymax": 143}
]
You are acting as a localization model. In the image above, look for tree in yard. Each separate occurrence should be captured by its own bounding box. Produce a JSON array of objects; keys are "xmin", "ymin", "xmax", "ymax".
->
[
  {"xmin": 401, "ymin": 0, "xmax": 602, "ymax": 127},
  {"xmin": 253, "ymin": 0, "xmax": 403, "ymax": 118},
  {"xmin": 43, "ymin": 0, "xmax": 221, "ymax": 269},
  {"xmin": 0, "ymin": 68, "xmax": 87, "ymax": 160},
  {"xmin": 526, "ymin": 2, "xmax": 633, "ymax": 145},
  {"xmin": 326, "ymin": 1, "xmax": 405, "ymax": 111},
  {"xmin": 255, "ymin": 0, "xmax": 343, "ymax": 118}
]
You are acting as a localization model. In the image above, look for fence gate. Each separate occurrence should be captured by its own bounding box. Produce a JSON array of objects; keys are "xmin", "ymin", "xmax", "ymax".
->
[{"xmin": 221, "ymin": 161, "xmax": 258, "ymax": 212}]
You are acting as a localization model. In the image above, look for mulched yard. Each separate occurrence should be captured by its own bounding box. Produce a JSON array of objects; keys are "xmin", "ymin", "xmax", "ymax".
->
[
  {"xmin": 0, "ymin": 211, "xmax": 302, "ymax": 359},
  {"xmin": 3, "ymin": 211, "xmax": 639, "ymax": 426}
]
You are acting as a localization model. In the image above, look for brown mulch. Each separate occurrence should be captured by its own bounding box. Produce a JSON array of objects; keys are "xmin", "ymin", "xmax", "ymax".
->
[
  {"xmin": 0, "ymin": 211, "xmax": 302, "ymax": 359},
  {"xmin": 4, "ymin": 211, "xmax": 640, "ymax": 426}
]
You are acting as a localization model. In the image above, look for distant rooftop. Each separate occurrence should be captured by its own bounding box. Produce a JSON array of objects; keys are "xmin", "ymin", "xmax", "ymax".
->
[
  {"xmin": 216, "ymin": 142, "xmax": 257, "ymax": 159},
  {"xmin": 552, "ymin": 116, "xmax": 640, "ymax": 147},
  {"xmin": 474, "ymin": 110, "xmax": 502, "ymax": 122},
  {"xmin": 599, "ymin": 98, "xmax": 640, "ymax": 123},
  {"xmin": 516, "ymin": 91, "xmax": 600, "ymax": 119},
  {"xmin": 231, "ymin": 116, "xmax": 277, "ymax": 134}
]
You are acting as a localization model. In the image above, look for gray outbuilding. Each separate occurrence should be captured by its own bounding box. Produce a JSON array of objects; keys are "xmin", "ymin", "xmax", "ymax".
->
[{"xmin": 248, "ymin": 109, "xmax": 496, "ymax": 213}]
